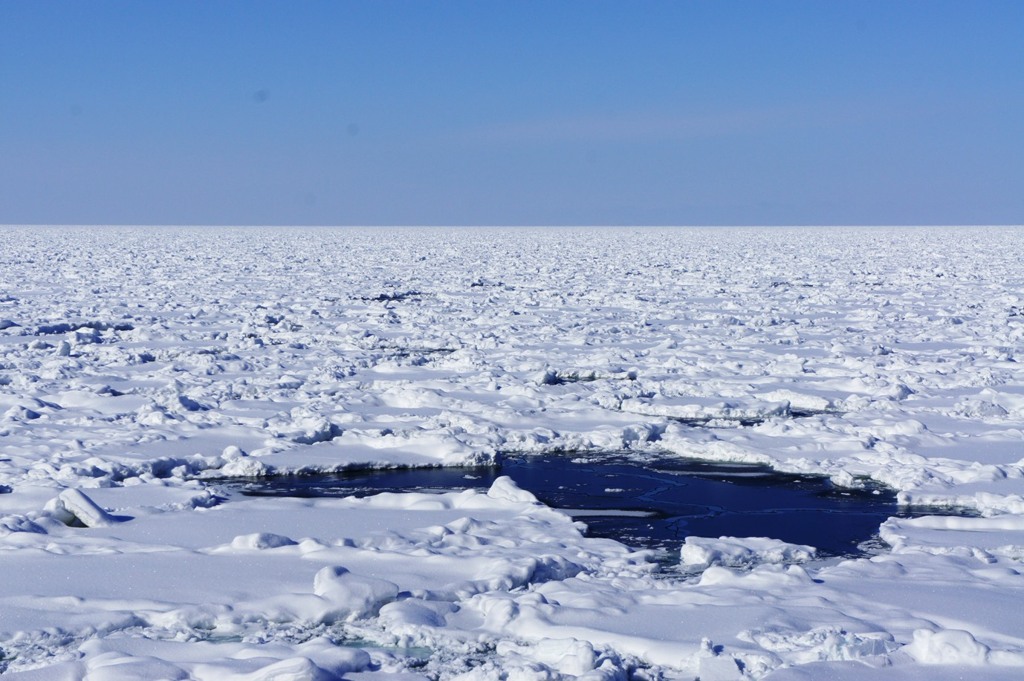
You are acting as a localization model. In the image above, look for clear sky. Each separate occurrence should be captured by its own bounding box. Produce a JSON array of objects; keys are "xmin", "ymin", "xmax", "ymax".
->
[{"xmin": 2, "ymin": 1, "xmax": 1022, "ymax": 226}]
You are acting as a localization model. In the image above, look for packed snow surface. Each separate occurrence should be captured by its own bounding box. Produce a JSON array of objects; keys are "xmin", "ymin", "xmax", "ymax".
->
[{"xmin": 1, "ymin": 225, "xmax": 1024, "ymax": 680}]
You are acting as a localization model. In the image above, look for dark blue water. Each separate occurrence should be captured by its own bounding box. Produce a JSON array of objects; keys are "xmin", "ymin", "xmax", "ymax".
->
[{"xmin": 238, "ymin": 454, "xmax": 909, "ymax": 560}]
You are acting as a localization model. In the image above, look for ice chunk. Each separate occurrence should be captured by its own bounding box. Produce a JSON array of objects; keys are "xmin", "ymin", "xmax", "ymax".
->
[
  {"xmin": 496, "ymin": 638, "xmax": 598, "ymax": 675},
  {"xmin": 312, "ymin": 566, "xmax": 399, "ymax": 621},
  {"xmin": 220, "ymin": 457, "xmax": 270, "ymax": 478},
  {"xmin": 681, "ymin": 536, "xmax": 816, "ymax": 569},
  {"xmin": 44, "ymin": 488, "xmax": 119, "ymax": 528},
  {"xmin": 904, "ymin": 628, "xmax": 990, "ymax": 665},
  {"xmin": 486, "ymin": 476, "xmax": 538, "ymax": 504},
  {"xmin": 230, "ymin": 533, "xmax": 298, "ymax": 550}
]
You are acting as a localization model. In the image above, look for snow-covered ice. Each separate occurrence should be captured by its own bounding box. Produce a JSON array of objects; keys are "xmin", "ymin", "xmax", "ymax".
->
[
  {"xmin": 679, "ymin": 536, "xmax": 816, "ymax": 570},
  {"xmin": 2, "ymin": 225, "xmax": 1024, "ymax": 679}
]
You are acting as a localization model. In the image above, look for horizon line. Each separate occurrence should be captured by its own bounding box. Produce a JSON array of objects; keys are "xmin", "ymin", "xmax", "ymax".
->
[{"xmin": 2, "ymin": 223, "xmax": 1022, "ymax": 229}]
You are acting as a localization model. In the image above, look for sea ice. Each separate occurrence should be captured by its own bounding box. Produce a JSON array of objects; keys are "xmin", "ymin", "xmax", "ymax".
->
[{"xmin": 2, "ymin": 225, "xmax": 1024, "ymax": 679}]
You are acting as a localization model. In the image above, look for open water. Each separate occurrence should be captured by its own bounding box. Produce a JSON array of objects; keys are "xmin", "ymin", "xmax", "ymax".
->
[{"xmin": 239, "ymin": 454, "xmax": 913, "ymax": 561}]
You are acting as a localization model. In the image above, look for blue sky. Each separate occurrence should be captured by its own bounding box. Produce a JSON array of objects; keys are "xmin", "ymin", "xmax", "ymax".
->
[{"xmin": 2, "ymin": 0, "xmax": 1022, "ymax": 226}]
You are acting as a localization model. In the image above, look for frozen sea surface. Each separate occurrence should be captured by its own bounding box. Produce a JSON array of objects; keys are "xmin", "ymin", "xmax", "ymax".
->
[{"xmin": 2, "ymin": 225, "xmax": 1024, "ymax": 680}]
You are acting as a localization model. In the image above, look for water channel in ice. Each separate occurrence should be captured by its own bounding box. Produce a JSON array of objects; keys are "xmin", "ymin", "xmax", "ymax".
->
[{"xmin": 236, "ymin": 454, "xmax": 948, "ymax": 563}]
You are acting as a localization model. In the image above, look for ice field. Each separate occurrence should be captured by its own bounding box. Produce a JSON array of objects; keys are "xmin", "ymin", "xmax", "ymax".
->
[{"xmin": 1, "ymin": 225, "xmax": 1023, "ymax": 680}]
